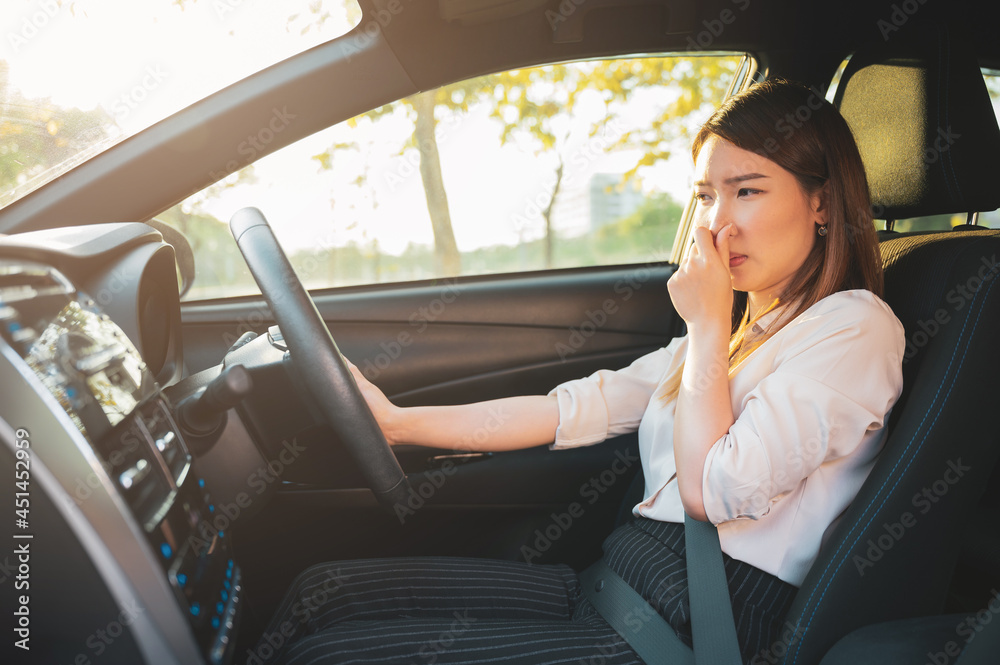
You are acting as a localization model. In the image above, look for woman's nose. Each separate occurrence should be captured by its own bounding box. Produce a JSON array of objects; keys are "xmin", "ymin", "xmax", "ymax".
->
[{"xmin": 706, "ymin": 203, "xmax": 730, "ymax": 234}]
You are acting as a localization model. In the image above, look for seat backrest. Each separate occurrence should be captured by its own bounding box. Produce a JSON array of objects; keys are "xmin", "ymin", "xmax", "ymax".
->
[{"xmin": 779, "ymin": 26, "xmax": 1000, "ymax": 665}]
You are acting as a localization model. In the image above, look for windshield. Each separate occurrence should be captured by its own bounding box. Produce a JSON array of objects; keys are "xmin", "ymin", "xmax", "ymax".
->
[{"xmin": 0, "ymin": 0, "xmax": 360, "ymax": 210}]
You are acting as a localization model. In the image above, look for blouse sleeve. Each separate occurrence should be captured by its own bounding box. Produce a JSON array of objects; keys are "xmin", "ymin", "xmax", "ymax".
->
[
  {"xmin": 701, "ymin": 295, "xmax": 905, "ymax": 524},
  {"xmin": 547, "ymin": 336, "xmax": 685, "ymax": 450}
]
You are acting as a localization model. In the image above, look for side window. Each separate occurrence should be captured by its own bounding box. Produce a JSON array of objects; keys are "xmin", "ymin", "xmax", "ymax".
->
[
  {"xmin": 161, "ymin": 54, "xmax": 749, "ymax": 301},
  {"xmin": 878, "ymin": 69, "xmax": 1000, "ymax": 232}
]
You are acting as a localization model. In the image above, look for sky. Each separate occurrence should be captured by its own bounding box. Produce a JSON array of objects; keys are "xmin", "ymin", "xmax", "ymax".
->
[
  {"xmin": 2, "ymin": 0, "xmax": 357, "ymax": 132},
  {"xmin": 0, "ymin": 0, "xmax": 708, "ymax": 256}
]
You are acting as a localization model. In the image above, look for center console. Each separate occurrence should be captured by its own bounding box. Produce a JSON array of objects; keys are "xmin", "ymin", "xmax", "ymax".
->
[{"xmin": 0, "ymin": 258, "xmax": 240, "ymax": 664}]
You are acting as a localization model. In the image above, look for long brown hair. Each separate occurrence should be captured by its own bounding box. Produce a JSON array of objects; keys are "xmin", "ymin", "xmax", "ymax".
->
[{"xmin": 660, "ymin": 79, "xmax": 883, "ymax": 403}]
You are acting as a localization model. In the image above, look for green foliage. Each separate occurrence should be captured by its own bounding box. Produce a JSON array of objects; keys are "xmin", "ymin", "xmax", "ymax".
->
[
  {"xmin": 0, "ymin": 61, "xmax": 113, "ymax": 205},
  {"xmin": 308, "ymin": 54, "xmax": 739, "ymax": 275},
  {"xmin": 154, "ymin": 205, "xmax": 256, "ymax": 299},
  {"xmin": 274, "ymin": 190, "xmax": 685, "ymax": 295},
  {"xmin": 161, "ymin": 188, "xmax": 685, "ymax": 300},
  {"xmin": 594, "ymin": 192, "xmax": 684, "ymax": 256},
  {"xmin": 315, "ymin": 56, "xmax": 740, "ymax": 187}
]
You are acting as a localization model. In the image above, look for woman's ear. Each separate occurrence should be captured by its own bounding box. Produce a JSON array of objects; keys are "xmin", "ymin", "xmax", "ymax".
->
[{"xmin": 811, "ymin": 184, "xmax": 829, "ymax": 225}]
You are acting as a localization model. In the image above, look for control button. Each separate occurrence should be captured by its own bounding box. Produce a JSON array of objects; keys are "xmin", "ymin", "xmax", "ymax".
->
[
  {"xmin": 216, "ymin": 602, "xmax": 224, "ymax": 614},
  {"xmin": 119, "ymin": 459, "xmax": 150, "ymax": 490},
  {"xmin": 211, "ymin": 616, "xmax": 220, "ymax": 629},
  {"xmin": 190, "ymin": 602, "xmax": 201, "ymax": 617},
  {"xmin": 160, "ymin": 543, "xmax": 172, "ymax": 559},
  {"xmin": 177, "ymin": 574, "xmax": 188, "ymax": 587},
  {"xmin": 267, "ymin": 325, "xmax": 287, "ymax": 352},
  {"xmin": 155, "ymin": 430, "xmax": 176, "ymax": 452}
]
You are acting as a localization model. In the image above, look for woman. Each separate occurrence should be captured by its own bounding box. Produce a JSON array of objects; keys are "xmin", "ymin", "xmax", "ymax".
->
[{"xmin": 252, "ymin": 79, "xmax": 905, "ymax": 665}]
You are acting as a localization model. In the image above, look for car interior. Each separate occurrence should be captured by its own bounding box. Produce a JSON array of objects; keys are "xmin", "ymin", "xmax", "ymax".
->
[{"xmin": 2, "ymin": 0, "xmax": 1000, "ymax": 664}]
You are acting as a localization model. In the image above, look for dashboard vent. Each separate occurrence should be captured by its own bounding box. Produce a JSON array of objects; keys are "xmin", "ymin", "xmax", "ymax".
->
[{"xmin": 0, "ymin": 262, "xmax": 73, "ymax": 302}]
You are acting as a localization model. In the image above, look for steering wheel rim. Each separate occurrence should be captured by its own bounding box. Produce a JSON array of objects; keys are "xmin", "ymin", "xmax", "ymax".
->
[{"xmin": 229, "ymin": 207, "xmax": 410, "ymax": 510}]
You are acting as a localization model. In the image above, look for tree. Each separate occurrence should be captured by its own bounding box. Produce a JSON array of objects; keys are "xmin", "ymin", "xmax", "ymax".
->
[
  {"xmin": 412, "ymin": 89, "xmax": 461, "ymax": 275},
  {"xmin": 0, "ymin": 60, "xmax": 113, "ymax": 205},
  {"xmin": 313, "ymin": 55, "xmax": 741, "ymax": 273},
  {"xmin": 312, "ymin": 77, "xmax": 491, "ymax": 276}
]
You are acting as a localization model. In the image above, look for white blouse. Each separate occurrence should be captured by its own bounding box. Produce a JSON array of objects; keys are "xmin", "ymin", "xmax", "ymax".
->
[{"xmin": 548, "ymin": 289, "xmax": 905, "ymax": 587}]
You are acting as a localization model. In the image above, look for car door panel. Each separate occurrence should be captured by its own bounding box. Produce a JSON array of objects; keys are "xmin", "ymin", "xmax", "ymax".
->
[
  {"xmin": 180, "ymin": 263, "xmax": 681, "ymax": 383},
  {"xmin": 180, "ymin": 263, "xmax": 681, "ymax": 583}
]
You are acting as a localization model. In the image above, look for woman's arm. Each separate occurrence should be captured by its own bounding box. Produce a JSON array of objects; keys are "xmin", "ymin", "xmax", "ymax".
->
[
  {"xmin": 667, "ymin": 224, "xmax": 736, "ymax": 521},
  {"xmin": 673, "ymin": 324, "xmax": 735, "ymax": 521},
  {"xmin": 391, "ymin": 397, "xmax": 560, "ymax": 452},
  {"xmin": 348, "ymin": 362, "xmax": 559, "ymax": 452}
]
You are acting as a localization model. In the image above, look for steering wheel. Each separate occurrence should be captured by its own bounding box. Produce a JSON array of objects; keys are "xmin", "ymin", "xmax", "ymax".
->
[{"xmin": 229, "ymin": 207, "xmax": 411, "ymax": 510}]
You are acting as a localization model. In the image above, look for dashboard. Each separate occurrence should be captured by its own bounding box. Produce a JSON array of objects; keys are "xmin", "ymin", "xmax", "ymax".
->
[{"xmin": 0, "ymin": 224, "xmax": 240, "ymax": 664}]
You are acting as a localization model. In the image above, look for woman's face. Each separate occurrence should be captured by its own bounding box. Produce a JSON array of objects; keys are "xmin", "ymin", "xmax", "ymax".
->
[{"xmin": 692, "ymin": 134, "xmax": 824, "ymax": 312}]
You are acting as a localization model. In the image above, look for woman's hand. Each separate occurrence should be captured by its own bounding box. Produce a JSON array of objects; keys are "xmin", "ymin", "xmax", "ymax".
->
[
  {"xmin": 347, "ymin": 360, "xmax": 402, "ymax": 445},
  {"xmin": 667, "ymin": 224, "xmax": 734, "ymax": 333},
  {"xmin": 345, "ymin": 361, "xmax": 558, "ymax": 452}
]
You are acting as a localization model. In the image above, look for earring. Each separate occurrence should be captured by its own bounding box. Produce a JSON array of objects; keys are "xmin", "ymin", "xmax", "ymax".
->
[{"xmin": 817, "ymin": 224, "xmax": 828, "ymax": 237}]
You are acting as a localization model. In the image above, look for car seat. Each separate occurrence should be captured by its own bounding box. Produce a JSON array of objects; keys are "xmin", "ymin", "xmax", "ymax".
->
[{"xmin": 785, "ymin": 24, "xmax": 1000, "ymax": 665}]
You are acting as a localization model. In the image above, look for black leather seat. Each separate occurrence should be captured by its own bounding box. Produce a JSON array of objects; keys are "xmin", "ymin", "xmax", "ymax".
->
[{"xmin": 785, "ymin": 26, "xmax": 1000, "ymax": 665}]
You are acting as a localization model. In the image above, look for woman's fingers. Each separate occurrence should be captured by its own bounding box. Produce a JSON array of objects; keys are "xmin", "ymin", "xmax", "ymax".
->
[
  {"xmin": 714, "ymin": 224, "xmax": 732, "ymax": 266},
  {"xmin": 669, "ymin": 225, "xmax": 735, "ymax": 327},
  {"xmin": 691, "ymin": 225, "xmax": 715, "ymax": 259},
  {"xmin": 346, "ymin": 358, "xmax": 364, "ymax": 381}
]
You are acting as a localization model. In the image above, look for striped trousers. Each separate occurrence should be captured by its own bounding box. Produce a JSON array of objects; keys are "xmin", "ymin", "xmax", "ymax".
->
[{"xmin": 248, "ymin": 518, "xmax": 798, "ymax": 665}]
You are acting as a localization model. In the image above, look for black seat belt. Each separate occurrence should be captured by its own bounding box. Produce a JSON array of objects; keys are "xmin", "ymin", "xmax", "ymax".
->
[{"xmin": 581, "ymin": 513, "xmax": 742, "ymax": 665}]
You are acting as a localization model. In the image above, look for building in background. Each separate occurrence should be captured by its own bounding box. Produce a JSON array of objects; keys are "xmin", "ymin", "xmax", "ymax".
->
[{"xmin": 588, "ymin": 173, "xmax": 644, "ymax": 231}]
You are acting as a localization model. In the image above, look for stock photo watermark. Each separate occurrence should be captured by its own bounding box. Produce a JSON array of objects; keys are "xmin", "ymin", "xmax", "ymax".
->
[
  {"xmin": 408, "ymin": 610, "xmax": 477, "ymax": 665},
  {"xmin": 6, "ymin": 0, "xmax": 64, "ymax": 54},
  {"xmin": 521, "ymin": 447, "xmax": 639, "ymax": 563},
  {"xmin": 188, "ymin": 437, "xmax": 306, "ymax": 550},
  {"xmin": 924, "ymin": 588, "xmax": 1000, "ymax": 664},
  {"xmin": 245, "ymin": 567, "xmax": 349, "ymax": 665},
  {"xmin": 684, "ymin": 0, "xmax": 751, "ymax": 52},
  {"xmin": 73, "ymin": 599, "xmax": 144, "ymax": 661},
  {"xmin": 384, "ymin": 113, "xmax": 464, "ymax": 192},
  {"xmin": 510, "ymin": 119, "xmax": 627, "ymax": 241},
  {"xmin": 394, "ymin": 404, "xmax": 509, "ymax": 524},
  {"xmin": 556, "ymin": 259, "xmax": 668, "ymax": 363},
  {"xmin": 361, "ymin": 280, "xmax": 461, "ymax": 381},
  {"xmin": 110, "ymin": 65, "xmax": 168, "ymax": 124},
  {"xmin": 750, "ymin": 621, "xmax": 807, "ymax": 665},
  {"xmin": 853, "ymin": 457, "xmax": 971, "ymax": 576},
  {"xmin": 208, "ymin": 106, "xmax": 298, "ymax": 183},
  {"xmin": 877, "ymin": 0, "xmax": 930, "ymax": 41},
  {"xmin": 903, "ymin": 254, "xmax": 999, "ymax": 362}
]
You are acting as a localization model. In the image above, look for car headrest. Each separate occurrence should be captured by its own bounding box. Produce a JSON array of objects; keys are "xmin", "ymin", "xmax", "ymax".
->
[{"xmin": 833, "ymin": 27, "xmax": 1000, "ymax": 220}]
